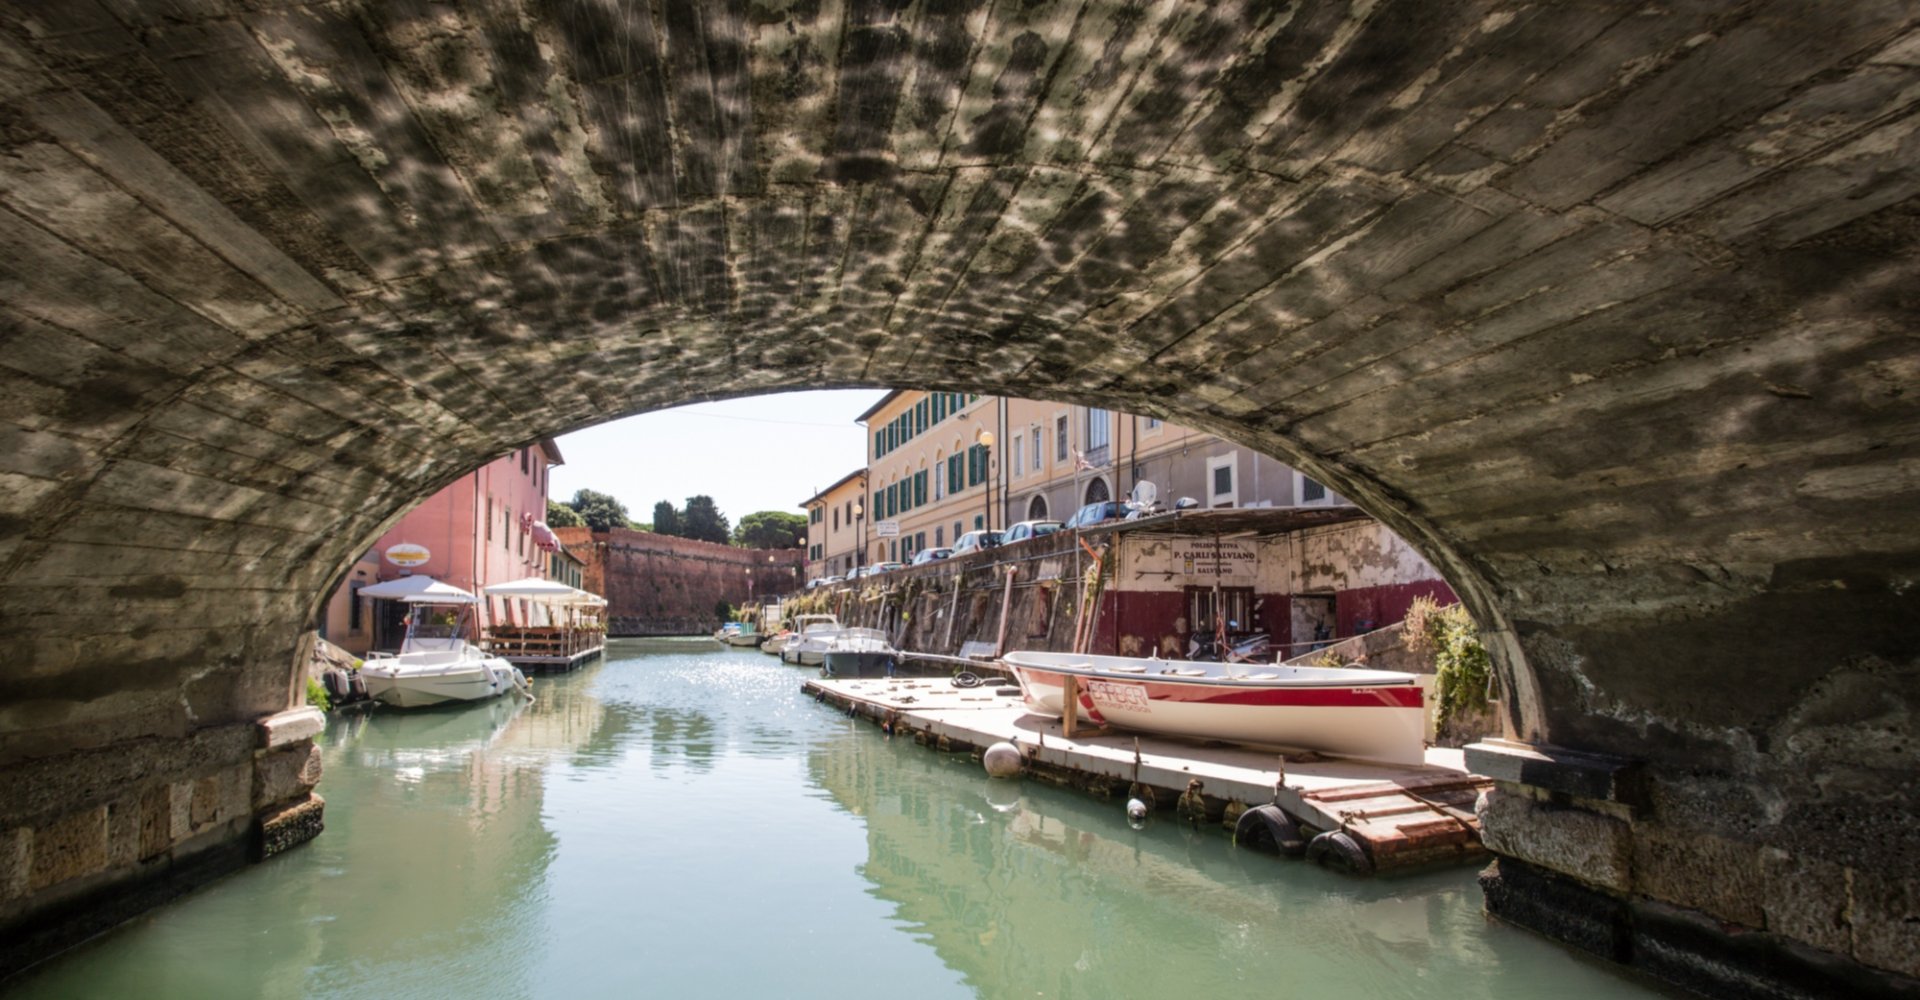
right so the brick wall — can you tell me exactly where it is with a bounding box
[553,527,803,636]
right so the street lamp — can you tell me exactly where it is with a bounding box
[976,427,995,537]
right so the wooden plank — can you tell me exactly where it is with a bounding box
[1059,674,1078,739]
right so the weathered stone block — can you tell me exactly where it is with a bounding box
[1478,785,1632,893]
[1852,869,1920,979]
[256,707,324,750]
[168,779,194,841]
[1463,739,1647,811]
[1632,824,1770,929]
[104,796,140,868]
[252,743,322,809]
[256,793,324,860]
[189,776,221,830]
[138,784,172,860]
[1761,848,1853,957]
[29,806,108,893]
[1480,857,1627,961]
[0,826,28,902]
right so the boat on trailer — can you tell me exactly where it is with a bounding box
[356,576,530,709]
[999,650,1427,765]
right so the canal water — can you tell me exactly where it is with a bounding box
[6,639,1677,999]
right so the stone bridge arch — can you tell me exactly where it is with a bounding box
[0,0,1915,992]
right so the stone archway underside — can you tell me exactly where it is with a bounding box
[0,0,1915,986]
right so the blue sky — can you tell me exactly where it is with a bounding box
[547,389,888,526]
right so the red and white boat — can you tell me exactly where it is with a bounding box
[1000,651,1428,765]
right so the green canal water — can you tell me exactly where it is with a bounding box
[7,639,1677,999]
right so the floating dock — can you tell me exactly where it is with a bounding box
[804,674,1492,874]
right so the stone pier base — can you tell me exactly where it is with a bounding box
[1468,740,1920,1000]
[0,708,328,979]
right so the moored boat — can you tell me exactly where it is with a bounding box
[820,628,899,678]
[779,614,846,666]
[999,651,1426,765]
[714,622,761,646]
[355,576,530,709]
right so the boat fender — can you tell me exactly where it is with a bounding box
[951,671,983,689]
[1221,799,1249,832]
[1233,804,1308,857]
[1126,782,1156,813]
[1305,829,1374,874]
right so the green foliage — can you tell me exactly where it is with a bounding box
[568,489,632,533]
[1403,596,1492,728]
[652,501,682,537]
[545,499,585,528]
[733,510,806,549]
[714,599,736,624]
[306,676,332,712]
[681,495,730,544]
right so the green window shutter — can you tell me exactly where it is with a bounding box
[915,471,927,507]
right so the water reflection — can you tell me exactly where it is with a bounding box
[4,642,1666,1000]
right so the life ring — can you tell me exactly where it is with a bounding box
[951,671,983,689]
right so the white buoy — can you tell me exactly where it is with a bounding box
[982,741,1023,778]
[1127,798,1150,829]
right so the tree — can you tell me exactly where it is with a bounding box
[681,495,731,544]
[546,499,584,528]
[733,510,806,549]
[569,489,631,533]
[652,501,682,537]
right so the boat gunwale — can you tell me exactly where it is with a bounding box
[1001,651,1419,690]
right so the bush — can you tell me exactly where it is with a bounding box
[1403,596,1491,729]
[306,675,332,713]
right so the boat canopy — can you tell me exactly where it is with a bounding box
[358,575,481,604]
[482,577,601,604]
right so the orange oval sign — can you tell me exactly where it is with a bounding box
[384,542,431,567]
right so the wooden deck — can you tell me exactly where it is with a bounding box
[483,626,606,673]
[803,674,1491,874]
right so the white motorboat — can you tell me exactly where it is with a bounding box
[779,614,846,666]
[1000,650,1427,765]
[356,576,530,709]
[714,622,761,646]
[820,628,899,678]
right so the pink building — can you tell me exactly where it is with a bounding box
[320,440,565,653]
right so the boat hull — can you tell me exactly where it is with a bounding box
[821,649,899,678]
[361,656,524,708]
[1002,652,1427,766]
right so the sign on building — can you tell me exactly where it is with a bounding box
[384,542,431,567]
[875,520,901,538]
[1170,538,1257,584]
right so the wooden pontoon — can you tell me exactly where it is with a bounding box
[479,577,608,672]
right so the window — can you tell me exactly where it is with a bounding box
[935,526,944,546]
[933,395,945,422]
[1084,477,1110,504]
[1086,408,1111,452]
[348,580,364,632]
[504,505,511,547]
[487,497,494,540]
[831,507,838,530]
[1010,434,1023,478]
[1187,586,1256,634]
[949,453,964,494]
[1056,414,1069,462]
[1208,454,1238,508]
[1298,472,1331,506]
[916,400,927,434]
[1032,427,1042,471]
[934,454,945,499]
[1141,415,1161,432]
[1027,495,1048,520]
[520,448,528,474]
[915,531,925,551]
[874,431,884,458]
[914,470,927,507]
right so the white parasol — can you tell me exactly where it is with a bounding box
[357,575,481,604]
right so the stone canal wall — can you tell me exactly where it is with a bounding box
[0,706,325,979]
[785,515,1455,665]
[554,527,801,636]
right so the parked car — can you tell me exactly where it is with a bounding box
[807,575,842,589]
[910,547,953,566]
[950,530,1002,556]
[862,561,906,577]
[1064,501,1131,530]
[1001,520,1063,543]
